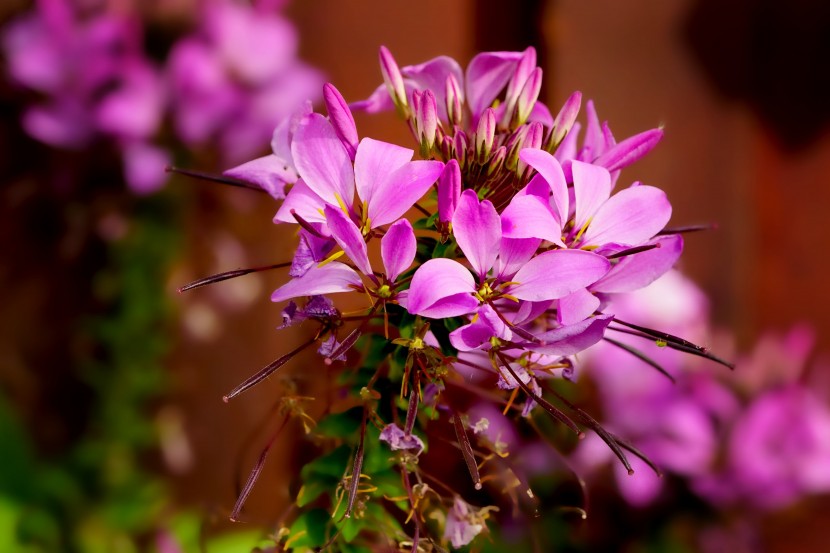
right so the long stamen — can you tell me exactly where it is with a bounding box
[657,223,717,235]
[606,243,660,260]
[343,407,368,519]
[166,166,267,193]
[542,384,635,475]
[607,324,735,369]
[603,337,676,383]
[451,407,483,490]
[494,352,582,436]
[223,336,318,402]
[290,209,326,238]
[178,262,291,293]
[230,415,289,522]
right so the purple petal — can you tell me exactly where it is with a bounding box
[290,112,355,208]
[271,100,312,170]
[274,179,326,224]
[580,185,672,247]
[518,148,569,227]
[368,160,444,227]
[450,305,512,352]
[381,219,416,282]
[531,315,614,356]
[406,258,477,318]
[581,100,605,160]
[557,288,601,325]
[592,235,684,293]
[379,424,424,454]
[402,55,464,122]
[349,83,394,113]
[509,249,610,301]
[271,262,362,303]
[501,195,564,246]
[594,128,664,173]
[465,50,523,121]
[437,159,461,223]
[323,83,359,160]
[496,237,541,279]
[527,101,554,127]
[224,154,297,200]
[353,137,413,207]
[289,230,335,277]
[571,160,612,233]
[452,190,501,280]
[324,205,372,276]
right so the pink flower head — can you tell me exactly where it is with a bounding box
[167,0,323,164]
[2,0,168,192]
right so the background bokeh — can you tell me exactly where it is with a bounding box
[2,0,829,551]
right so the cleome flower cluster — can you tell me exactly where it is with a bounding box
[184,46,728,551]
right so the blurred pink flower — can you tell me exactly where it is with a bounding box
[2,0,168,193]
[167,0,324,164]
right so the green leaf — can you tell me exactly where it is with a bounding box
[315,408,364,439]
[286,509,332,550]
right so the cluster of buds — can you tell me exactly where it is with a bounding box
[180,46,728,551]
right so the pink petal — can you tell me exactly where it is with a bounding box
[557,288,601,325]
[354,138,413,207]
[368,160,444,227]
[594,128,664,173]
[592,235,683,293]
[449,305,512,352]
[581,100,605,160]
[290,113,355,208]
[518,148,569,227]
[381,219,416,282]
[224,154,296,200]
[324,205,372,276]
[496,237,541,279]
[349,83,394,113]
[406,258,477,318]
[465,51,523,121]
[571,160,612,233]
[509,249,610,301]
[323,83,359,159]
[274,180,327,224]
[531,315,613,356]
[452,190,501,280]
[402,55,463,122]
[271,262,362,303]
[501,195,564,246]
[580,185,672,247]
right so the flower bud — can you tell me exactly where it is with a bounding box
[547,91,582,153]
[438,159,461,223]
[453,129,469,169]
[323,83,358,160]
[505,124,529,171]
[445,73,464,127]
[514,67,542,127]
[501,46,536,128]
[486,146,507,176]
[517,122,544,177]
[516,121,545,181]
[475,107,496,163]
[416,89,438,156]
[379,45,408,116]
